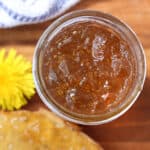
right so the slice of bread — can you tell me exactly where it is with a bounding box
[0,109,102,150]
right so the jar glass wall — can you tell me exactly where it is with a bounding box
[33,10,146,125]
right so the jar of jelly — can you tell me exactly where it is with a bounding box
[33,10,146,125]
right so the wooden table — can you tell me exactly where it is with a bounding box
[0,0,150,149]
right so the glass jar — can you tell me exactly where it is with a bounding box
[33,10,146,125]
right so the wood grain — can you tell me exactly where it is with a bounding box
[0,0,150,149]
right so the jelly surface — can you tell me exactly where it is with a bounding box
[42,21,136,115]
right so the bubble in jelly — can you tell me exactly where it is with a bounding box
[48,69,57,84]
[66,88,76,107]
[92,35,106,61]
[58,60,70,77]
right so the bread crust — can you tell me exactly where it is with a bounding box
[0,109,102,150]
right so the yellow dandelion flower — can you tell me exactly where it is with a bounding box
[0,48,35,110]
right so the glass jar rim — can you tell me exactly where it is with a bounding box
[33,10,146,125]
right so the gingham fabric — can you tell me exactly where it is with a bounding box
[0,0,79,28]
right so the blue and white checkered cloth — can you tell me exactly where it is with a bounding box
[0,0,79,28]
